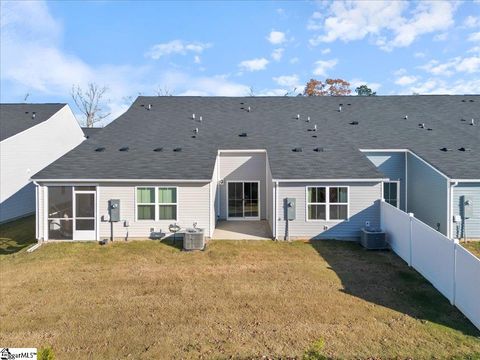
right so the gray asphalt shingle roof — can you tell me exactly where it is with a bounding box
[33,95,480,180]
[0,103,65,141]
[81,127,103,139]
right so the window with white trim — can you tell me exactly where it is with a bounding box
[383,181,399,208]
[136,187,177,221]
[307,187,326,220]
[307,186,349,221]
[329,187,348,220]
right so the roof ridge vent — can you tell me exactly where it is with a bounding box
[292,147,303,152]
[419,123,425,129]
[440,147,452,152]
[459,147,471,152]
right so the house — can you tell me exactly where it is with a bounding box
[0,104,85,223]
[31,96,480,241]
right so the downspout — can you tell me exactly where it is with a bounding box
[450,181,458,239]
[274,181,279,240]
[33,180,39,240]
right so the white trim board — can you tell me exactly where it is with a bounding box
[273,178,388,182]
[34,178,210,183]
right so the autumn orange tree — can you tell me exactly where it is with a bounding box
[303,78,351,96]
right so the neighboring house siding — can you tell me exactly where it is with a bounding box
[0,183,35,222]
[97,182,211,239]
[406,153,449,235]
[452,182,480,238]
[218,152,267,219]
[276,182,381,240]
[364,151,406,211]
[0,105,84,223]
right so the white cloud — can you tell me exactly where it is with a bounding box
[420,56,480,76]
[395,75,418,86]
[146,40,212,59]
[194,55,201,64]
[271,48,284,61]
[414,52,426,58]
[238,58,269,72]
[267,30,286,45]
[405,78,480,95]
[273,74,300,88]
[321,48,331,54]
[464,16,480,28]
[313,59,338,77]
[290,57,299,64]
[350,78,382,91]
[308,1,457,51]
[468,31,480,42]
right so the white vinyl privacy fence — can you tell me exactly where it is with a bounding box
[380,200,480,330]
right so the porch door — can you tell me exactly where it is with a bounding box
[227,182,259,220]
[73,190,96,240]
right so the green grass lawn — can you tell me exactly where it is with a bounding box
[0,215,36,255]
[462,241,480,258]
[0,218,479,359]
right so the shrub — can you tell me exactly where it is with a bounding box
[303,338,327,360]
[38,346,55,360]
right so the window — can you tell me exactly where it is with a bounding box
[384,182,399,208]
[307,187,326,220]
[329,187,348,220]
[158,187,177,220]
[307,186,349,221]
[136,187,177,221]
[137,187,155,220]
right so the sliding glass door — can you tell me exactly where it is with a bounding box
[227,181,259,220]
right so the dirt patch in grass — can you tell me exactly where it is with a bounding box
[0,240,479,359]
[462,241,480,258]
[0,215,36,255]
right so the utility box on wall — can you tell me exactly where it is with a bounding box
[284,198,296,221]
[463,198,474,219]
[108,199,120,222]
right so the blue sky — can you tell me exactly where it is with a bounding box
[1,0,479,125]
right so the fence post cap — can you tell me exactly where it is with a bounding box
[408,212,415,217]
[453,238,459,244]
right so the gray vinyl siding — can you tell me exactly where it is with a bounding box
[364,151,406,211]
[0,183,35,223]
[218,152,266,219]
[0,105,84,222]
[98,182,211,239]
[452,182,480,238]
[407,153,449,235]
[276,182,382,240]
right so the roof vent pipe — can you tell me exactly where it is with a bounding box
[199,116,203,122]
[313,124,317,131]
[471,119,475,126]
[248,106,251,112]
[297,114,300,120]
[192,113,195,120]
[147,104,152,110]
[307,116,310,122]
[419,123,425,129]
[338,105,342,112]
[194,128,198,133]
[32,112,36,119]
[404,115,408,120]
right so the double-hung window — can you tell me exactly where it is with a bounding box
[307,187,327,220]
[307,186,349,221]
[137,187,177,220]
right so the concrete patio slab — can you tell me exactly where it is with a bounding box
[212,220,272,240]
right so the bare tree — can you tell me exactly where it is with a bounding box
[71,83,110,127]
[248,86,256,97]
[154,86,174,96]
[23,93,30,102]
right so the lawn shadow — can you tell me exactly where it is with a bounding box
[309,240,480,337]
[159,234,184,250]
[0,215,36,255]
